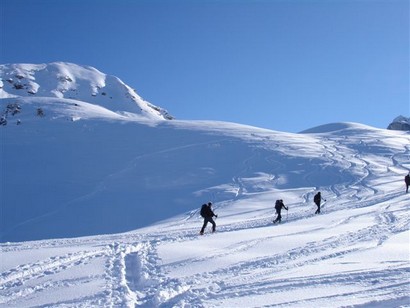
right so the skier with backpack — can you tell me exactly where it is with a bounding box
[405,173,410,193]
[314,192,326,214]
[273,199,288,223]
[199,202,218,235]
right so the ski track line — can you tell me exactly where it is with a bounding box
[208,267,409,307]
[275,206,406,273]
[162,213,364,276]
[232,148,261,198]
[142,187,407,252]
[322,135,406,202]
[0,138,231,240]
[0,248,107,305]
[164,197,409,301]
[0,249,106,289]
[276,270,410,308]
[0,274,102,307]
[172,213,409,307]
[196,242,408,307]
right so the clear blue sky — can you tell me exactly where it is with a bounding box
[1,0,409,132]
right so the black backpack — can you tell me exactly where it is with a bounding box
[200,204,207,218]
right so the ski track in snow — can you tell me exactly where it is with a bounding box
[152,200,409,307]
[1,193,409,307]
[0,247,108,306]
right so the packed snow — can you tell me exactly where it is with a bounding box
[0,63,409,307]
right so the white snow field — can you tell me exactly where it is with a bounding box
[0,63,409,307]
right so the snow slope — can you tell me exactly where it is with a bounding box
[1,63,409,307]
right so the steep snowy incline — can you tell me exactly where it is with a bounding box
[1,95,410,243]
[0,168,408,307]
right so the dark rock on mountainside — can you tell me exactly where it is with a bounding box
[387,116,410,131]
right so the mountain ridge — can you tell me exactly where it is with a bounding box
[387,115,410,131]
[0,62,173,121]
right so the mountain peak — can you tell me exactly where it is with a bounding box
[0,62,173,121]
[387,115,410,131]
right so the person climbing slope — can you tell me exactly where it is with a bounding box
[314,192,326,214]
[405,172,410,193]
[199,202,217,235]
[273,199,288,223]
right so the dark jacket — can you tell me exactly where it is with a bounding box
[275,200,287,213]
[314,193,322,205]
[405,175,410,185]
[202,205,216,218]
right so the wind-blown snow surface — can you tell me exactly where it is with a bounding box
[1,64,410,307]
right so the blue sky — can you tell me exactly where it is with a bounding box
[1,0,409,132]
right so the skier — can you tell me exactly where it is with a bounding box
[405,173,410,193]
[314,192,326,214]
[199,202,217,235]
[273,199,288,223]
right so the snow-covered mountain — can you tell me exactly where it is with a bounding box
[0,62,173,121]
[1,63,409,307]
[387,115,410,131]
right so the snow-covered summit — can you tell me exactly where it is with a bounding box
[299,122,375,134]
[0,62,173,120]
[387,115,410,131]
